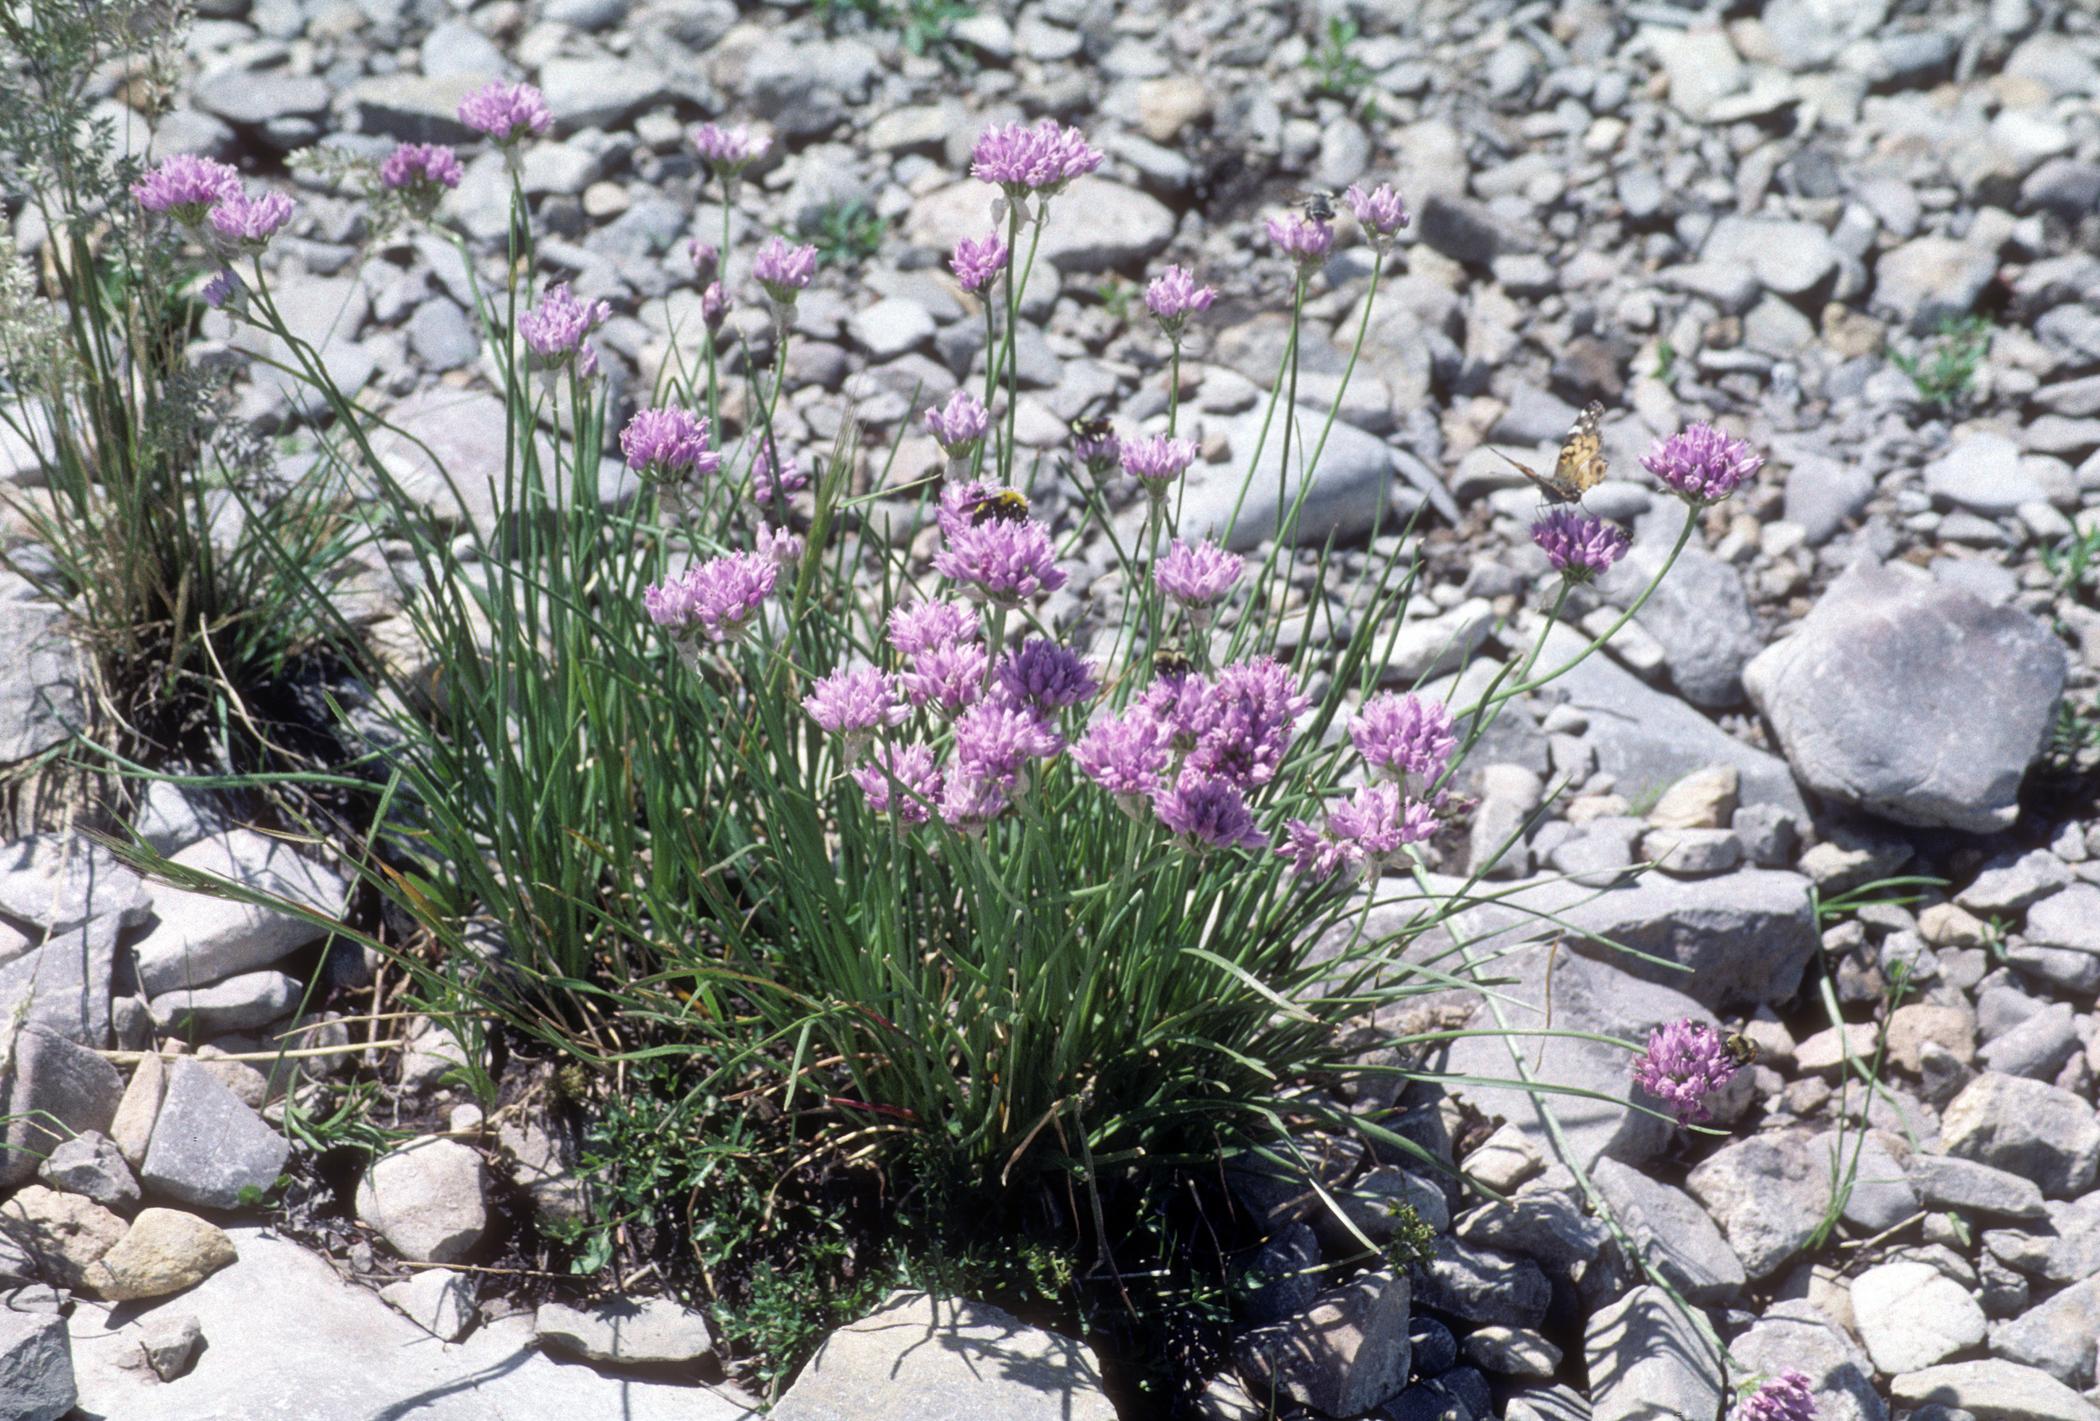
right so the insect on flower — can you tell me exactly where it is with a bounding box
[1491,400,1608,505]
[1288,187,1339,223]
[968,489,1031,526]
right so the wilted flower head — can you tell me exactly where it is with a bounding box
[750,443,808,506]
[1631,1018,1739,1125]
[701,281,731,332]
[519,282,610,373]
[1641,424,1765,507]
[953,702,1063,789]
[1154,774,1266,852]
[206,188,294,253]
[933,516,1067,607]
[924,389,992,459]
[852,743,943,825]
[994,639,1099,715]
[899,640,989,715]
[970,118,1104,200]
[1266,212,1335,270]
[1351,693,1457,786]
[691,122,770,177]
[1145,264,1215,341]
[1345,183,1410,248]
[1532,507,1631,586]
[804,665,909,744]
[458,81,552,145]
[887,600,979,658]
[1739,1371,1817,1421]
[1186,657,1310,788]
[1073,710,1170,811]
[688,240,720,283]
[754,235,817,306]
[379,143,462,216]
[132,154,241,225]
[200,268,241,311]
[642,551,777,646]
[755,521,804,566]
[621,408,718,485]
[1120,434,1199,495]
[950,231,1009,294]
[1155,538,1244,621]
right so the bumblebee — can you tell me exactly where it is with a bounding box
[1152,638,1194,677]
[1723,1032,1761,1068]
[1070,413,1115,444]
[1288,188,1339,223]
[968,489,1031,525]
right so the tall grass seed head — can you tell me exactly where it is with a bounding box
[1631,1018,1740,1125]
[969,118,1104,201]
[1119,433,1199,495]
[131,154,240,226]
[1641,423,1765,507]
[1266,211,1336,270]
[1144,264,1216,341]
[950,231,1009,294]
[1532,507,1631,585]
[852,742,944,824]
[1344,182,1410,248]
[1351,692,1458,786]
[206,187,294,254]
[620,408,718,485]
[923,389,992,459]
[379,143,463,217]
[754,235,817,306]
[458,81,553,145]
[1153,773,1266,852]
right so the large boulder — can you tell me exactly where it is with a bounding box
[130,828,350,996]
[1176,407,1398,551]
[139,1059,290,1210]
[1744,561,2064,833]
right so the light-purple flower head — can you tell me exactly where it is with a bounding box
[641,551,777,646]
[1739,1371,1818,1421]
[994,639,1099,715]
[206,188,293,253]
[1266,212,1335,270]
[950,231,1009,294]
[924,389,992,459]
[131,154,240,224]
[1344,183,1410,248]
[755,521,804,566]
[1155,538,1244,621]
[688,241,720,284]
[1532,507,1631,586]
[1641,424,1765,507]
[953,702,1063,789]
[701,281,731,332]
[1327,782,1437,868]
[1153,774,1266,853]
[803,665,910,743]
[1186,657,1310,789]
[887,600,979,658]
[380,143,462,216]
[970,118,1104,200]
[754,235,818,306]
[750,444,808,506]
[1631,1018,1740,1126]
[691,122,770,176]
[1280,818,1364,881]
[621,409,719,485]
[933,517,1067,607]
[1072,422,1121,476]
[940,773,1012,834]
[1073,710,1170,812]
[1144,264,1215,341]
[457,81,551,145]
[853,743,943,825]
[899,640,989,715]
[200,268,241,311]
[519,283,610,371]
[1350,692,1458,786]
[1120,434,1199,494]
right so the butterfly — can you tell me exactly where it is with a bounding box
[1490,401,1608,505]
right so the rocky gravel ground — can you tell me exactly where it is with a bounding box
[7,0,2100,1418]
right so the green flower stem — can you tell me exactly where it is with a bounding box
[1166,340,1183,438]
[1286,251,1384,545]
[1276,269,1307,533]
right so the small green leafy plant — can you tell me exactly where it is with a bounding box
[2041,523,2100,603]
[1306,17,1379,117]
[1096,275,1138,325]
[803,200,885,267]
[813,0,974,58]
[1891,314,1991,412]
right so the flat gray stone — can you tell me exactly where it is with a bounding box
[339,73,493,144]
[1909,1154,2048,1221]
[1996,1274,2100,1388]
[0,836,149,935]
[1889,1360,2100,1421]
[1585,1285,1723,1421]
[1874,236,1999,332]
[139,1059,289,1210]
[0,1307,74,1421]
[1234,1269,1410,1417]
[1926,434,2052,516]
[1744,562,2064,834]
[37,1131,139,1213]
[0,599,81,766]
[1942,1073,2100,1198]
[0,917,120,1047]
[382,1268,477,1343]
[1176,407,1396,552]
[0,1025,125,1189]
[1701,216,1841,299]
[1598,539,1763,708]
[355,1137,487,1264]
[1591,1158,1745,1304]
[1685,1131,1833,1280]
[1414,1238,1551,1328]
[535,1297,715,1367]
[366,386,628,541]
[131,828,350,996]
[771,1291,1115,1421]
[1853,1258,1987,1373]
[1730,1300,1885,1421]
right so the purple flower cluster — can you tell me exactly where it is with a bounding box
[379,143,462,216]
[642,551,778,646]
[1351,693,1458,787]
[1631,1018,1740,1125]
[205,188,294,253]
[1183,659,1313,788]
[754,235,817,306]
[1120,434,1199,495]
[950,232,1008,294]
[519,283,610,376]
[899,640,989,715]
[888,600,979,657]
[970,119,1104,199]
[1155,774,1267,852]
[457,81,551,146]
[621,409,719,486]
[750,444,807,505]
[200,268,241,311]
[803,666,909,748]
[1266,212,1335,270]
[1641,424,1765,507]
[993,639,1098,716]
[933,506,1067,607]
[691,122,769,176]
[755,521,804,566]
[1144,265,1215,341]
[1072,422,1120,475]
[1072,712,1170,812]
[1532,507,1631,585]
[688,241,719,282]
[1345,183,1410,247]
[852,743,943,824]
[1282,783,1437,880]
[953,702,1063,786]
[1739,1372,1817,1421]
[701,281,731,332]
[924,389,991,459]
[1155,539,1243,623]
[131,155,240,225]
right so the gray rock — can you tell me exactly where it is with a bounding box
[1414,1238,1551,1328]
[849,298,935,360]
[1177,407,1394,551]
[1560,868,1819,1008]
[1784,456,1876,545]
[139,1310,201,1381]
[1235,1270,1410,1417]
[0,598,78,763]
[193,70,329,128]
[366,386,626,541]
[340,74,492,144]
[2017,887,2100,993]
[744,38,876,138]
[1840,1131,1922,1233]
[1731,1301,1885,1421]
[1743,562,2065,834]
[1653,26,1745,120]
[140,1059,288,1210]
[1909,1154,2048,1221]
[1996,1274,2100,1388]
[1591,1157,1746,1304]
[1874,237,1999,332]
[1702,217,1841,300]
[381,1268,476,1343]
[0,918,120,1047]
[225,271,374,403]
[1034,177,1175,273]
[1585,1285,1722,1421]
[1597,539,1762,708]
[0,836,149,935]
[1942,1074,2100,1198]
[406,299,479,370]
[1685,1132,1833,1280]
[1644,827,1745,877]
[131,829,351,996]
[535,58,670,132]
[0,1308,74,1421]
[1853,1258,1987,1373]
[0,1026,125,1189]
[37,1131,139,1213]
[1981,1002,2079,1080]
[0,1183,125,1289]
[1963,852,2073,915]
[495,1103,589,1225]
[1417,192,1533,265]
[772,1291,1116,1421]
[1888,1360,2100,1421]
[1763,0,1890,66]
[1926,435,2054,516]
[355,1138,487,1264]
[1463,1326,1559,1378]
[66,1228,750,1421]
[535,1297,714,1367]
[148,970,299,1036]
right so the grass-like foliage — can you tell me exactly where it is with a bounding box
[1891,313,1991,412]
